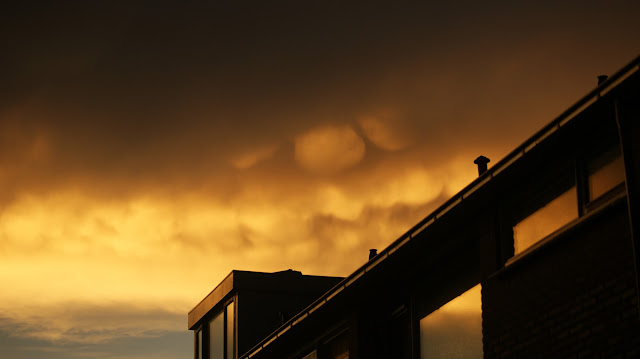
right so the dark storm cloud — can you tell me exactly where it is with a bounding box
[2,0,638,200]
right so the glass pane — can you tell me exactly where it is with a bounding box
[513,187,577,255]
[589,154,624,201]
[390,309,411,359]
[226,302,234,359]
[420,284,482,359]
[319,330,349,359]
[327,336,349,359]
[209,312,224,359]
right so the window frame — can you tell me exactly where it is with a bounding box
[580,146,626,213]
[196,298,235,359]
[505,142,627,265]
[195,327,203,359]
[505,161,578,260]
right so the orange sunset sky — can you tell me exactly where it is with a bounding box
[1,1,639,358]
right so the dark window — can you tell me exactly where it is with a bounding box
[318,330,349,359]
[390,306,412,359]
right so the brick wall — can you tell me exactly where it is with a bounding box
[482,202,640,358]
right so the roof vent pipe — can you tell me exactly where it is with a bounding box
[474,155,490,176]
[369,249,378,260]
[597,75,608,86]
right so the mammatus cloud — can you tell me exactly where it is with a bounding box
[294,125,366,174]
[357,113,413,151]
[0,157,478,330]
[229,145,279,169]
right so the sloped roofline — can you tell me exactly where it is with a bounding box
[241,55,640,359]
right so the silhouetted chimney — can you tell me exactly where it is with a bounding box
[474,155,490,176]
[369,249,377,260]
[597,75,608,86]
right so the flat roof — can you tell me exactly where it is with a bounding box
[188,269,344,329]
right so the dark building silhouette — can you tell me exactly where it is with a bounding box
[188,270,343,359]
[189,56,640,359]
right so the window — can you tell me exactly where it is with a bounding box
[209,312,224,359]
[420,284,482,359]
[586,147,625,206]
[198,301,235,359]
[510,144,625,259]
[226,302,235,359]
[513,186,578,255]
[317,330,349,359]
[390,306,411,359]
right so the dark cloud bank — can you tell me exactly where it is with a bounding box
[1,0,638,201]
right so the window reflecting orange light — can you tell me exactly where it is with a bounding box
[420,284,482,359]
[513,187,578,255]
[209,311,224,359]
[588,155,624,201]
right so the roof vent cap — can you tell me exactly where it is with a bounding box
[597,75,608,86]
[369,249,378,260]
[474,155,490,176]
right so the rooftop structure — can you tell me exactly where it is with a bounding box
[188,269,343,358]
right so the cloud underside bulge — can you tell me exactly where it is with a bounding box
[0,139,475,344]
[294,125,366,174]
[3,0,638,198]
